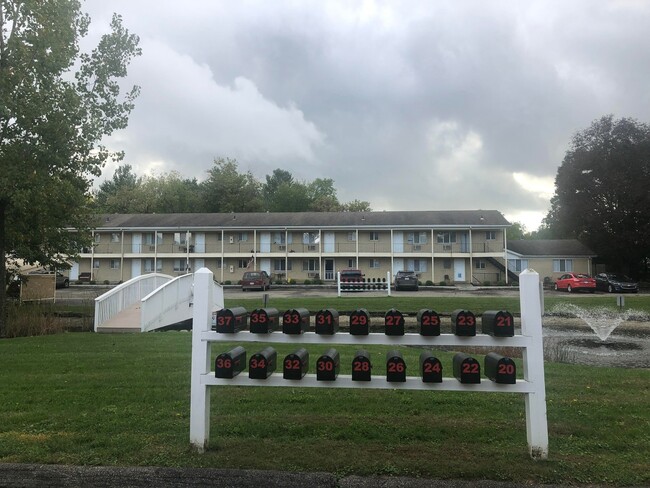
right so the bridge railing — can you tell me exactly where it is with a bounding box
[94,273,173,332]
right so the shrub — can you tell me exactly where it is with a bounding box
[103,280,110,285]
[288,279,296,285]
[303,279,312,285]
[425,280,434,286]
[497,280,506,286]
[439,281,447,286]
[89,280,96,285]
[224,280,232,285]
[312,278,323,285]
[483,281,491,286]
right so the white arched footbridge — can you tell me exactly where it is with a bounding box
[94,270,224,333]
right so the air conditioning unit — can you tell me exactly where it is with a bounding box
[307,245,317,251]
[229,236,234,244]
[443,244,452,251]
[278,245,286,251]
[308,272,319,278]
[148,245,156,251]
[413,244,422,251]
[229,265,234,273]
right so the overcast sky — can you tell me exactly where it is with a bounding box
[83,0,650,231]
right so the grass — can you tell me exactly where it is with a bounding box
[1,331,649,485]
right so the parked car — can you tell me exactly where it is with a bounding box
[595,273,639,293]
[339,269,364,283]
[394,270,419,291]
[241,271,270,291]
[554,273,596,293]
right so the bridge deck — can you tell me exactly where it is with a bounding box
[96,302,141,333]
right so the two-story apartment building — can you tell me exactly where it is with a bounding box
[69,210,514,285]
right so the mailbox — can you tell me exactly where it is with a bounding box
[384,309,405,336]
[417,309,441,336]
[282,308,310,334]
[215,346,246,378]
[349,308,370,335]
[453,353,481,384]
[316,348,340,381]
[283,348,309,380]
[482,310,515,337]
[386,350,406,382]
[213,307,247,333]
[419,351,443,383]
[249,308,279,333]
[315,308,340,335]
[484,352,516,384]
[451,309,477,336]
[249,347,277,379]
[352,349,372,381]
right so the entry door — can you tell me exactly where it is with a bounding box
[324,232,335,253]
[131,259,142,278]
[260,232,271,253]
[193,259,205,272]
[194,233,205,253]
[325,259,335,280]
[69,262,79,281]
[454,259,465,282]
[260,258,271,275]
[393,232,403,253]
[392,258,404,276]
[132,233,142,253]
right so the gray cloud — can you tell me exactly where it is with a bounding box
[84,0,650,230]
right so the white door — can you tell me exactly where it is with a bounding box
[131,259,142,278]
[393,232,403,253]
[69,262,79,281]
[459,232,469,253]
[260,232,271,253]
[260,258,271,275]
[392,258,404,277]
[132,233,142,253]
[194,233,205,253]
[324,232,335,253]
[454,259,465,282]
[193,259,205,272]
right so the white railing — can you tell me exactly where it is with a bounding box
[141,271,225,332]
[93,273,173,331]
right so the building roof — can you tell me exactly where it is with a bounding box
[507,239,595,257]
[92,210,511,230]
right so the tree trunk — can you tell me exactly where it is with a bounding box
[0,199,7,337]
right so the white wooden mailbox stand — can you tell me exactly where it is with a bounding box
[190,268,549,459]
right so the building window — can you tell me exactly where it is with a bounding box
[216,258,222,269]
[302,232,318,244]
[553,259,573,272]
[238,259,249,269]
[508,259,528,272]
[94,233,101,243]
[111,233,120,243]
[408,232,427,244]
[238,232,248,242]
[303,259,319,271]
[486,231,496,240]
[442,259,452,269]
[173,259,187,272]
[475,259,486,269]
[144,233,155,245]
[174,232,187,245]
[347,259,354,268]
[369,259,380,268]
[369,232,379,241]
[110,259,120,270]
[144,259,162,273]
[348,232,356,242]
[407,259,427,272]
[93,260,100,269]
[274,259,292,271]
[437,232,456,244]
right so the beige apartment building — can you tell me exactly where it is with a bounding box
[69,210,520,285]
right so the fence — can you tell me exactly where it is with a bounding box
[337,271,391,296]
[189,268,548,459]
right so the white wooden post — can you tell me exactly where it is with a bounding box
[386,271,391,296]
[519,269,549,459]
[337,271,341,297]
[190,268,213,452]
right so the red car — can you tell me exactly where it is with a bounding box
[554,273,596,293]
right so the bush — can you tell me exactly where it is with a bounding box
[224,280,232,285]
[439,281,447,286]
[89,280,96,285]
[103,280,110,285]
[425,280,434,286]
[497,280,506,286]
[312,278,323,285]
[303,279,312,285]
[288,279,296,285]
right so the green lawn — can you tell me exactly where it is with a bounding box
[1,332,648,485]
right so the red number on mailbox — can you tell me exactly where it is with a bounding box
[498,363,515,375]
[424,362,441,373]
[351,314,367,326]
[422,315,440,326]
[388,361,405,373]
[317,360,333,371]
[353,361,370,372]
[462,362,479,374]
[216,358,231,369]
[496,315,512,327]
[250,358,266,369]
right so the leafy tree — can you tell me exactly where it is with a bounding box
[94,164,141,212]
[342,199,372,212]
[199,158,263,212]
[544,115,650,277]
[307,178,342,212]
[0,1,141,334]
[267,181,312,212]
[262,168,294,202]
[506,221,527,241]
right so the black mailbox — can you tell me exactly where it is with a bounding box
[453,353,481,384]
[482,310,515,337]
[315,309,339,335]
[283,348,309,380]
[451,309,477,336]
[249,308,279,333]
[214,307,247,333]
[484,352,516,384]
[215,346,246,378]
[349,308,370,335]
[419,351,443,383]
[316,348,340,381]
[352,349,372,381]
[249,347,277,379]
[386,350,406,382]
[417,309,441,336]
[282,308,310,334]
[384,309,405,336]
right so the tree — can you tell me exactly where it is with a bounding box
[506,221,527,241]
[199,158,263,212]
[0,1,141,334]
[341,199,372,212]
[544,115,650,277]
[307,178,342,212]
[94,164,141,212]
